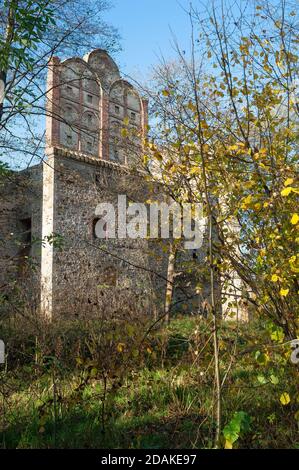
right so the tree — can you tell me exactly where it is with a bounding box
[0,0,120,168]
[145,0,298,335]
[142,0,299,446]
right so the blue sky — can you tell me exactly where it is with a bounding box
[105,0,192,80]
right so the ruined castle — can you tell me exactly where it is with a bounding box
[0,50,245,321]
[0,50,170,320]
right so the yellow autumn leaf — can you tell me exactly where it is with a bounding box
[117,343,125,353]
[187,101,196,112]
[244,180,255,189]
[280,393,290,405]
[291,213,299,225]
[281,187,293,196]
[289,256,299,273]
[284,178,294,187]
[279,288,289,297]
[281,187,299,196]
[190,167,201,175]
[228,144,239,152]
[241,195,253,209]
[224,439,233,449]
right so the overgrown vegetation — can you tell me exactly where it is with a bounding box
[0,314,298,449]
[139,0,299,445]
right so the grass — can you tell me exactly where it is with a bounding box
[0,315,298,449]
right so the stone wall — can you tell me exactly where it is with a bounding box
[41,148,167,319]
[0,48,164,320]
[0,166,43,314]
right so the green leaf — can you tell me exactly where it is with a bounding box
[270,374,279,385]
[257,374,267,384]
[223,411,251,446]
[255,350,269,365]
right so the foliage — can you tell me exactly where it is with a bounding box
[0,315,298,449]
[140,1,299,445]
[145,0,299,336]
[0,0,56,73]
[223,411,251,449]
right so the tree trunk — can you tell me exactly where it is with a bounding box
[0,1,17,124]
[208,212,221,448]
[164,242,177,324]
